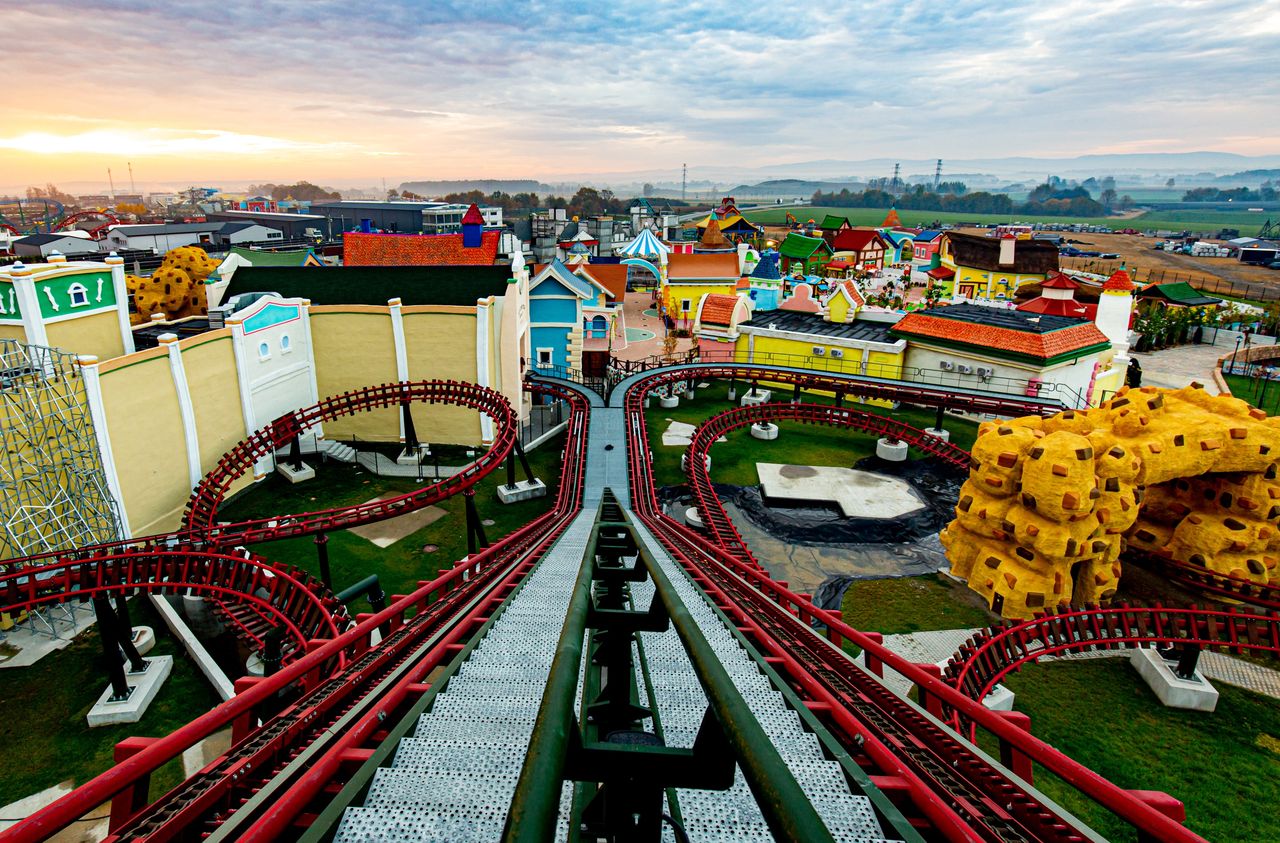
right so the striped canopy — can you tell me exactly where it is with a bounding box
[616,227,672,258]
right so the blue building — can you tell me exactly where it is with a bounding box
[527,260,627,373]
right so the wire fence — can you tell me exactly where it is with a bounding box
[1061,257,1280,303]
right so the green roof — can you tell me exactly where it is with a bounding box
[1137,281,1221,307]
[230,246,318,267]
[224,266,511,307]
[818,214,850,231]
[778,232,832,260]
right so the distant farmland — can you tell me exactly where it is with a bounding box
[742,205,1273,235]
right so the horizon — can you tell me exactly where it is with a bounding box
[4,1,1279,193]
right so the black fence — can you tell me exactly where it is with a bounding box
[1062,258,1280,303]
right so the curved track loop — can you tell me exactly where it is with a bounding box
[942,603,1280,727]
[6,381,591,843]
[683,401,970,560]
[184,379,518,543]
[0,380,519,665]
[622,369,1204,843]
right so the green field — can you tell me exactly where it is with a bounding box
[979,658,1280,842]
[840,574,996,637]
[743,205,1269,234]
[1223,372,1280,415]
[644,380,978,488]
[0,598,222,808]
[217,436,564,599]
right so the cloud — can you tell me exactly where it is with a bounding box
[0,129,358,157]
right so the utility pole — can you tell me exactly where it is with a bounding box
[107,167,116,200]
[891,162,901,193]
[681,163,687,202]
[128,161,136,195]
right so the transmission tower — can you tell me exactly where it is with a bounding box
[0,340,123,560]
[1259,218,1278,240]
[891,163,901,193]
[681,163,687,202]
[934,159,942,191]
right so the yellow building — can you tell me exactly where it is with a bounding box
[662,252,742,329]
[0,252,135,360]
[935,232,1059,301]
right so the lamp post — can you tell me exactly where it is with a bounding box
[1233,335,1243,376]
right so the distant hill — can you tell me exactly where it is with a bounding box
[726,178,867,198]
[399,179,552,197]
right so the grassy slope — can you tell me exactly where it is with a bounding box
[644,381,978,488]
[1223,372,1280,415]
[840,574,996,637]
[743,205,1265,233]
[217,435,564,599]
[982,658,1280,843]
[0,598,222,807]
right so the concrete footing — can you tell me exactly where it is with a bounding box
[1130,648,1219,712]
[396,445,430,466]
[497,478,548,504]
[741,389,771,407]
[659,395,679,408]
[277,461,315,483]
[681,452,711,473]
[924,427,951,442]
[982,684,1015,711]
[131,626,155,656]
[685,508,705,529]
[876,438,909,462]
[750,422,779,441]
[87,655,173,727]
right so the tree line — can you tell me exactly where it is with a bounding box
[1182,184,1278,202]
[812,181,1117,217]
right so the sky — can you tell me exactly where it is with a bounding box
[2,0,1279,192]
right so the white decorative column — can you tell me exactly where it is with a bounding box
[299,299,322,436]
[226,316,268,480]
[9,264,48,348]
[475,298,494,445]
[76,354,132,538]
[389,297,409,443]
[105,252,136,355]
[160,333,203,489]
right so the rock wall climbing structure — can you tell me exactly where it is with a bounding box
[941,385,1280,618]
[126,246,219,323]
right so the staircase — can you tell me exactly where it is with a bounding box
[319,438,358,463]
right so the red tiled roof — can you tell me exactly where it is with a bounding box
[343,231,500,266]
[926,266,955,280]
[574,264,628,301]
[834,279,865,308]
[1102,268,1136,292]
[461,203,484,225]
[700,293,739,326]
[832,229,887,252]
[1016,297,1097,319]
[892,312,1110,360]
[666,252,740,281]
[1041,271,1079,289]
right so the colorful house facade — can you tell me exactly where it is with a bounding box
[778,232,833,276]
[0,253,135,361]
[693,293,752,361]
[528,260,628,373]
[661,252,741,329]
[936,232,1058,301]
[830,229,889,271]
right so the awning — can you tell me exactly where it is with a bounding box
[926,266,955,280]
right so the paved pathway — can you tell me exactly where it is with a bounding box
[1132,329,1275,397]
[862,625,1280,702]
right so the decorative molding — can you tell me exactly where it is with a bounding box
[76,355,131,538]
[161,334,203,489]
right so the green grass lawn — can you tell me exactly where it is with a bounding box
[840,574,996,637]
[217,435,564,600]
[645,381,978,489]
[979,658,1280,843]
[742,205,1265,234]
[1223,372,1280,416]
[0,598,222,808]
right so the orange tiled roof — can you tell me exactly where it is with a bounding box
[832,279,865,307]
[700,293,739,326]
[892,312,1110,360]
[574,264,628,301]
[666,252,740,281]
[343,231,500,266]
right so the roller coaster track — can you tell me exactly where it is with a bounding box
[682,401,970,561]
[1130,549,1280,612]
[3,381,591,842]
[619,366,1203,843]
[941,604,1280,728]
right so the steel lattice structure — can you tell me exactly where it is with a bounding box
[0,340,122,561]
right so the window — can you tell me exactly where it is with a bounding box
[536,348,553,367]
[267,232,282,239]
[67,282,89,307]
[280,334,292,353]
[681,298,692,312]
[258,341,270,361]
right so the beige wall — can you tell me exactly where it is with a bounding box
[182,330,251,497]
[99,348,190,535]
[310,308,401,442]
[0,324,26,344]
[403,308,482,445]
[44,311,124,361]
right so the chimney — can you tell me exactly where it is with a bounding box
[999,235,1016,266]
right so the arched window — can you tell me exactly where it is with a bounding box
[591,315,608,338]
[258,341,270,361]
[280,334,292,353]
[67,282,89,307]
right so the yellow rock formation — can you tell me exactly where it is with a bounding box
[126,246,217,324]
[941,385,1280,618]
